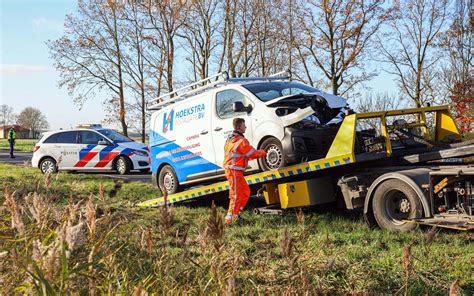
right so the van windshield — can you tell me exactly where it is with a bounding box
[97,129,133,143]
[242,82,321,102]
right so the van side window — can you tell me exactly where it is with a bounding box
[216,89,249,119]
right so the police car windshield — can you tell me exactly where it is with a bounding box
[97,129,133,143]
[242,82,320,102]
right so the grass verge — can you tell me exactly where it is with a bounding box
[0,163,473,294]
[0,139,37,152]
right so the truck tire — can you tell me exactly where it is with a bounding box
[372,179,423,232]
[158,165,180,195]
[258,137,286,171]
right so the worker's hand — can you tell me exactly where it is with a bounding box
[259,149,267,158]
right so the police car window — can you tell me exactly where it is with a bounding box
[55,131,78,144]
[216,89,248,119]
[79,131,103,145]
[97,129,132,143]
[44,134,59,143]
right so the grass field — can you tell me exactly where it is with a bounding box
[0,139,37,152]
[0,163,472,294]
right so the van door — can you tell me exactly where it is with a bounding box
[212,89,257,174]
[167,97,218,182]
[54,131,80,169]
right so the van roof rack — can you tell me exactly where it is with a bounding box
[147,70,292,110]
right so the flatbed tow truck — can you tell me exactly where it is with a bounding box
[138,105,474,231]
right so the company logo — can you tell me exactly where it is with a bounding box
[163,109,174,133]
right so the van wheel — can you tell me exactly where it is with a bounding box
[115,156,131,175]
[159,165,180,195]
[372,179,423,232]
[258,137,286,171]
[40,157,57,174]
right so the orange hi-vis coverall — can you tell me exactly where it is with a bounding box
[223,131,266,222]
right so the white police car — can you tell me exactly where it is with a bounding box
[32,125,150,175]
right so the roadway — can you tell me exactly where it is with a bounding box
[0,150,152,184]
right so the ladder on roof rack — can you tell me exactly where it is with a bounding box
[147,72,229,110]
[146,70,292,110]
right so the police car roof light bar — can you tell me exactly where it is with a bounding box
[147,72,229,110]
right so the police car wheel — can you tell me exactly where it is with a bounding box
[259,138,286,171]
[115,156,131,175]
[40,157,57,174]
[159,165,180,195]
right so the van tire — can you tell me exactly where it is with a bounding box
[372,179,423,232]
[115,156,131,175]
[159,165,180,195]
[258,137,286,171]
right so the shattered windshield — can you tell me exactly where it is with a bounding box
[242,82,321,102]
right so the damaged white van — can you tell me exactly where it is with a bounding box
[148,72,350,194]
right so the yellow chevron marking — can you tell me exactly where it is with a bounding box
[137,153,353,208]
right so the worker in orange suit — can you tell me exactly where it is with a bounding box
[223,118,266,224]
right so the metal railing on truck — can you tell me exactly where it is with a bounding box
[137,106,471,208]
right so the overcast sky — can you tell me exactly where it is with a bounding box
[0,0,398,130]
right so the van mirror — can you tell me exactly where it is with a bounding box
[98,139,108,145]
[233,101,253,113]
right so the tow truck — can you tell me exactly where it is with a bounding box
[139,78,474,232]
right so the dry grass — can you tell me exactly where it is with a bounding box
[0,163,473,294]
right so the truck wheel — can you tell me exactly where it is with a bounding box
[372,179,423,232]
[159,165,180,195]
[258,137,286,171]
[115,156,131,175]
[40,157,57,174]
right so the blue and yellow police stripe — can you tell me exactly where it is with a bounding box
[137,154,354,208]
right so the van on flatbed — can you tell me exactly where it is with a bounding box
[148,72,350,194]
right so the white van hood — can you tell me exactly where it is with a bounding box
[279,106,316,127]
[265,92,347,127]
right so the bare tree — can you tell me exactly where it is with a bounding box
[378,0,449,107]
[439,0,473,99]
[181,0,220,81]
[296,0,388,96]
[121,1,156,142]
[0,104,15,127]
[16,107,49,137]
[143,0,188,93]
[48,0,129,135]
[218,0,259,77]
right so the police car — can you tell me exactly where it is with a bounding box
[32,124,150,175]
[148,72,349,194]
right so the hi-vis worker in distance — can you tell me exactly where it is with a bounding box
[8,127,16,158]
[223,118,266,224]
